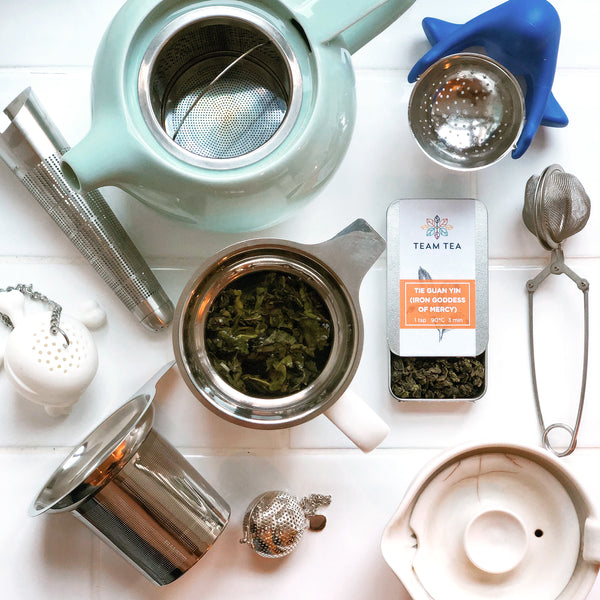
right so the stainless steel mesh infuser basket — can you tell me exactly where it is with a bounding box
[0,89,174,331]
[30,363,230,585]
[523,165,591,251]
[138,6,303,169]
[408,53,525,170]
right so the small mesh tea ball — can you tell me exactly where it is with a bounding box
[240,491,331,558]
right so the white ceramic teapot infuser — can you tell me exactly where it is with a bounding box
[0,286,104,416]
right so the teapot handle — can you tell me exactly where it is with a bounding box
[288,0,416,54]
[307,219,385,298]
[61,123,134,193]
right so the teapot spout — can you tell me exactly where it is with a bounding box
[61,125,123,193]
[289,0,416,54]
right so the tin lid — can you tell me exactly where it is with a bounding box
[29,362,174,515]
[381,442,599,600]
[387,199,488,357]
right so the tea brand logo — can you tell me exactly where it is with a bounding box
[414,215,460,250]
[421,215,453,240]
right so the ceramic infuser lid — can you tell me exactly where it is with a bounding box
[382,442,600,599]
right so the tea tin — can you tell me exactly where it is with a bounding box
[386,199,488,401]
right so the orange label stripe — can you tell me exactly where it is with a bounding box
[400,279,476,329]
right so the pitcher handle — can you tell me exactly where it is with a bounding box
[288,0,416,54]
[324,389,389,452]
[307,219,385,297]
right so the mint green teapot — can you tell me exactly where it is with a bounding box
[61,0,415,231]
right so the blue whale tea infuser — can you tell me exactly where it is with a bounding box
[408,0,567,168]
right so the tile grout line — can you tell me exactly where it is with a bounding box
[1,255,598,268]
[3,445,600,455]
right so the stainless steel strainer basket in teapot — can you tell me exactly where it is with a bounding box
[138,7,303,167]
[60,0,415,231]
[173,219,390,452]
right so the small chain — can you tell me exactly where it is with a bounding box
[0,284,68,346]
[300,494,332,518]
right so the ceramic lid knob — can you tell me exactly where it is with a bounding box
[464,509,528,574]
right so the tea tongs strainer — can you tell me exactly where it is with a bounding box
[522,164,590,457]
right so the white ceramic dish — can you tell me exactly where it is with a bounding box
[382,442,600,600]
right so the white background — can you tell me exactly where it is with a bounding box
[0,0,599,598]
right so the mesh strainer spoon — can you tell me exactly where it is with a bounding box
[522,164,590,457]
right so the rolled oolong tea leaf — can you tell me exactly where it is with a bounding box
[390,353,485,400]
[205,271,333,397]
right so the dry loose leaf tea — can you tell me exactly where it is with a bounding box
[390,354,485,400]
[205,271,332,397]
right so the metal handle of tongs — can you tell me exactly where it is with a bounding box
[526,247,589,457]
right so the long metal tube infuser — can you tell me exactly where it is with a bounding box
[0,88,173,331]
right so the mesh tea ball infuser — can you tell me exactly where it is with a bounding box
[241,491,331,558]
[522,165,591,456]
[0,285,102,415]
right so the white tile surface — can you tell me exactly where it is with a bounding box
[1,0,600,598]
[0,452,94,600]
[0,0,124,67]
[93,452,436,600]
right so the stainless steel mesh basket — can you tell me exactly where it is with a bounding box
[30,364,230,585]
[139,6,303,168]
[523,165,591,251]
[408,53,525,170]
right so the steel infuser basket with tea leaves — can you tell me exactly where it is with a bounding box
[204,270,333,398]
[173,219,390,452]
[387,200,488,401]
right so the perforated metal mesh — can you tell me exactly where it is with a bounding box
[165,58,287,158]
[241,491,307,558]
[409,54,524,169]
[75,430,229,585]
[149,21,291,159]
[21,152,165,311]
[523,167,591,250]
